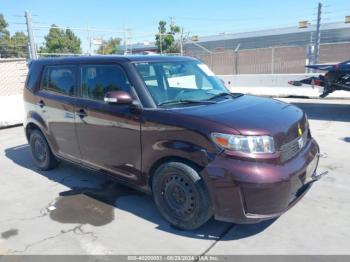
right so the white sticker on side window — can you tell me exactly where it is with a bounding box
[197,64,215,76]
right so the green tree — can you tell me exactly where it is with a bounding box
[0,14,10,57]
[155,20,180,53]
[0,14,9,36]
[0,13,28,58]
[8,32,28,58]
[40,25,82,54]
[96,37,121,54]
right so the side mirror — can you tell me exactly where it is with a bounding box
[104,91,133,105]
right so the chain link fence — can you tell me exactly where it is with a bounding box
[0,58,27,96]
[1,43,349,98]
[186,42,350,75]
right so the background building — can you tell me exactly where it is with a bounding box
[128,22,350,74]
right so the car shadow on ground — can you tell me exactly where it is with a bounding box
[4,144,276,240]
[291,102,350,122]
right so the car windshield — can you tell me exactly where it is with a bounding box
[134,61,231,106]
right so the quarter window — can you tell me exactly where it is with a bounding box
[26,73,36,92]
[81,65,131,101]
[41,66,77,96]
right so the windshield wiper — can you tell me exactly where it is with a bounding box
[207,92,244,100]
[157,93,243,106]
[158,99,216,106]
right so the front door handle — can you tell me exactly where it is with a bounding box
[76,109,87,118]
[36,100,45,108]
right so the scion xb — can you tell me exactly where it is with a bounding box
[24,55,322,230]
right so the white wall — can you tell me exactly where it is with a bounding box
[0,59,27,127]
[0,58,27,96]
[0,95,24,128]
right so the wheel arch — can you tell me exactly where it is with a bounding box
[24,110,49,139]
[25,120,57,157]
[147,156,205,190]
[25,122,42,141]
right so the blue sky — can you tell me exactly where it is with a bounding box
[1,0,349,52]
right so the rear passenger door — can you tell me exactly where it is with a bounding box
[75,64,142,183]
[37,65,81,161]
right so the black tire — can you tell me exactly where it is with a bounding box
[152,161,213,230]
[29,129,59,170]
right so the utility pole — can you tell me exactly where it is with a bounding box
[126,27,133,55]
[123,27,127,55]
[180,27,184,56]
[25,10,38,60]
[169,16,175,27]
[314,2,322,65]
[87,25,92,55]
[159,30,163,55]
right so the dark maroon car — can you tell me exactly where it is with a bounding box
[24,55,321,230]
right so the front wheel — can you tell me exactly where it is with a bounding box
[152,162,213,230]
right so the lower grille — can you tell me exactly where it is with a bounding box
[280,129,309,162]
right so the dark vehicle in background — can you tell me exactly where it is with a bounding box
[289,60,350,97]
[24,55,322,230]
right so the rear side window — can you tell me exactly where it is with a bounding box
[81,64,131,101]
[25,62,41,92]
[41,65,77,96]
[26,73,36,92]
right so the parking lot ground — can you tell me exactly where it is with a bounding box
[0,98,349,255]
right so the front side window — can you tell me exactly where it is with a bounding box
[41,65,77,96]
[81,64,131,101]
[134,63,158,87]
[134,61,229,106]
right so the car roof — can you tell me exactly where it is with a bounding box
[31,55,198,66]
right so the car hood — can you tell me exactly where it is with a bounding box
[174,95,307,148]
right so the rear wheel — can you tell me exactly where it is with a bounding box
[152,162,213,230]
[29,129,59,170]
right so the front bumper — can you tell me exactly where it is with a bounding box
[201,138,321,223]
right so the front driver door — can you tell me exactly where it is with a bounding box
[75,63,142,183]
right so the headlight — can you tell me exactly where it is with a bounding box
[211,133,275,153]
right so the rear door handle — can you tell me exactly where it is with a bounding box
[76,109,87,118]
[36,100,45,108]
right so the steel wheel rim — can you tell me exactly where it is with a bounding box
[33,136,47,163]
[161,174,196,220]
